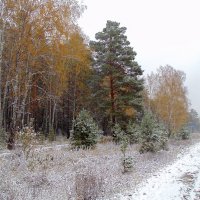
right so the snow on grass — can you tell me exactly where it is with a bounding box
[0,134,200,200]
[117,141,200,200]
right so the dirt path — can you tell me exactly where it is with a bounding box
[117,142,200,200]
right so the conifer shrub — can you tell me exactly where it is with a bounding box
[158,125,168,150]
[120,135,134,173]
[70,109,100,149]
[112,123,125,144]
[113,123,134,172]
[126,121,141,144]
[139,113,168,153]
[176,126,190,140]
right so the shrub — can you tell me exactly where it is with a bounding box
[112,123,125,144]
[37,132,46,144]
[99,135,113,144]
[176,126,190,140]
[126,121,141,144]
[139,113,168,153]
[75,172,103,200]
[70,109,100,149]
[16,126,37,159]
[113,124,134,172]
[120,135,134,173]
[122,156,134,173]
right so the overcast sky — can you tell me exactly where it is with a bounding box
[78,0,200,114]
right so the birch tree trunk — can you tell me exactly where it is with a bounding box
[0,0,5,130]
[21,71,32,128]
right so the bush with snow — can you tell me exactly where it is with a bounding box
[99,135,113,143]
[113,123,134,172]
[176,126,190,140]
[16,126,38,159]
[75,171,103,200]
[120,134,134,173]
[112,123,125,144]
[126,121,141,144]
[70,109,100,149]
[139,113,168,153]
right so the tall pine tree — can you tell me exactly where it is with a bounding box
[90,21,143,134]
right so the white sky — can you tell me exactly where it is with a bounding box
[78,0,200,114]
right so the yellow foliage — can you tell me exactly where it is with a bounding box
[145,66,189,134]
[3,0,89,108]
[124,107,135,117]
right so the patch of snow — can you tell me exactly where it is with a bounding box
[117,142,200,200]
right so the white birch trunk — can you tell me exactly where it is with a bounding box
[0,0,5,130]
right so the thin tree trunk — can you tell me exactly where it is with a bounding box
[52,100,56,129]
[12,73,19,128]
[21,72,32,128]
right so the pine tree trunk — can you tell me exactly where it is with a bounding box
[110,75,116,127]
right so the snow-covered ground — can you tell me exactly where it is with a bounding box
[1,134,200,200]
[117,142,200,200]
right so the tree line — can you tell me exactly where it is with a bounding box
[0,0,196,146]
[0,0,91,137]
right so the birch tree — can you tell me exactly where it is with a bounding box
[145,66,189,136]
[1,0,90,136]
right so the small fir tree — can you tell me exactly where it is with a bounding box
[177,126,190,140]
[139,113,168,153]
[120,135,134,173]
[112,123,133,172]
[126,121,141,144]
[112,123,125,144]
[70,109,100,149]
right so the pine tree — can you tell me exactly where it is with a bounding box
[139,112,168,153]
[90,20,144,133]
[188,109,200,132]
[70,109,100,149]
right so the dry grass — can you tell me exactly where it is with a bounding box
[75,171,103,200]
